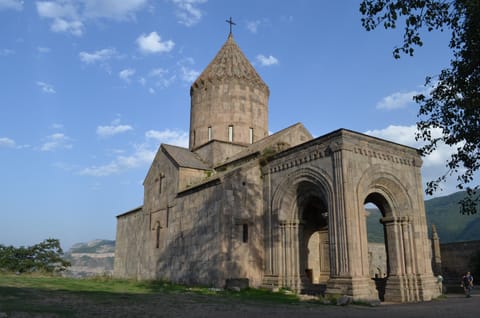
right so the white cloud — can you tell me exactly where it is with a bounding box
[148,87,155,94]
[36,1,84,36]
[180,66,199,82]
[364,125,418,147]
[97,124,133,137]
[176,58,198,83]
[51,18,84,36]
[37,46,51,53]
[146,129,188,147]
[0,137,16,148]
[137,31,174,54]
[83,0,147,20]
[36,81,56,94]
[119,68,136,82]
[36,0,148,36]
[79,48,117,64]
[364,124,462,195]
[80,143,154,176]
[148,68,176,88]
[0,0,23,11]
[96,120,133,137]
[80,128,188,176]
[376,90,420,110]
[256,54,278,66]
[51,123,64,129]
[40,133,72,151]
[246,20,261,33]
[0,48,15,56]
[172,0,206,27]
[149,67,168,77]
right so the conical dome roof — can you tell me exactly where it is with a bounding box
[191,34,269,95]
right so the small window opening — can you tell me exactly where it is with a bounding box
[228,125,234,142]
[159,173,165,194]
[208,126,212,141]
[249,127,254,144]
[156,224,161,248]
[242,224,248,243]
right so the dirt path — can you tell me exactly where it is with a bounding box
[2,290,479,317]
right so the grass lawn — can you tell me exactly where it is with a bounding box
[0,273,317,316]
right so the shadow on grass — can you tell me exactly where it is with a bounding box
[0,275,319,317]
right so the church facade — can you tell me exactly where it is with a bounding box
[114,33,440,302]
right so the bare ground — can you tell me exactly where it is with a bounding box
[1,289,479,318]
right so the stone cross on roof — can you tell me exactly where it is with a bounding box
[225,17,236,35]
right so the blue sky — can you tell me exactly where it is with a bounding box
[0,0,468,250]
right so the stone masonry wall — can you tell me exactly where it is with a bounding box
[114,208,144,279]
[440,240,480,287]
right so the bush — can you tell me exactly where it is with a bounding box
[0,238,70,273]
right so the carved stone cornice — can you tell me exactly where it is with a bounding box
[268,147,330,174]
[353,146,417,167]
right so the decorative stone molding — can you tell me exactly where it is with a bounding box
[269,148,329,174]
[353,146,415,166]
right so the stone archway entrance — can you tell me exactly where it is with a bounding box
[298,183,329,293]
[262,130,440,302]
[263,168,333,293]
[359,174,438,302]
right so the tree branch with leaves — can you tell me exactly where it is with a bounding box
[360,0,480,214]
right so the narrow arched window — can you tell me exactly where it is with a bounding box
[242,224,248,243]
[159,173,165,194]
[208,126,212,141]
[156,223,161,249]
[228,125,234,142]
[249,128,254,144]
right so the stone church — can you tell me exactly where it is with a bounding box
[114,31,440,302]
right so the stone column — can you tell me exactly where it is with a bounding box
[325,142,377,300]
[328,145,349,277]
[382,216,406,302]
[431,224,442,275]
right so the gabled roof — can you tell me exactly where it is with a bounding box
[162,144,211,170]
[191,34,269,94]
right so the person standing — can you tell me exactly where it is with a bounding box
[462,271,474,298]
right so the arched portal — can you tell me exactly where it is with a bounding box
[266,168,333,293]
[358,171,432,302]
[297,182,329,291]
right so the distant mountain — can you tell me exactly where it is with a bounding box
[64,239,115,278]
[425,191,480,243]
[69,239,115,253]
[367,191,480,244]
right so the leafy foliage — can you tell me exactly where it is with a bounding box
[0,238,70,273]
[360,0,480,214]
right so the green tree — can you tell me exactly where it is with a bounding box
[0,238,70,273]
[360,0,480,214]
